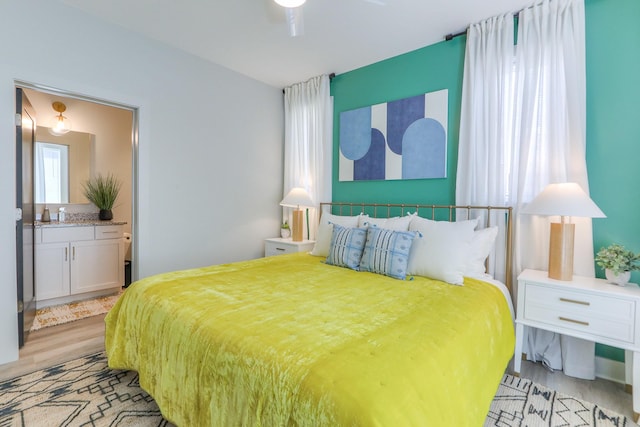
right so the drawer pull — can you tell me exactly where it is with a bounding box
[102,231,119,234]
[559,316,589,326]
[276,248,286,251]
[559,297,590,306]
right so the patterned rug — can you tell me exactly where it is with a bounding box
[0,353,631,427]
[485,374,632,426]
[0,353,171,427]
[30,292,123,332]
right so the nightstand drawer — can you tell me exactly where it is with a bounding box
[266,243,299,256]
[524,304,634,343]
[524,283,635,343]
[526,284,635,322]
[264,238,315,257]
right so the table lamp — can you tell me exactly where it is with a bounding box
[280,187,314,242]
[522,182,606,281]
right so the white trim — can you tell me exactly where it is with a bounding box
[596,355,626,384]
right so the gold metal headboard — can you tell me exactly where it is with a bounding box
[319,202,514,294]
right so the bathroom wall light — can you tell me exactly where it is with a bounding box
[274,0,306,7]
[49,101,72,136]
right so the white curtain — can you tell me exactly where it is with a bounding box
[456,13,516,284]
[516,0,594,378]
[457,0,594,377]
[283,74,333,239]
[515,0,592,277]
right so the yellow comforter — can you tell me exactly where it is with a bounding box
[105,253,514,426]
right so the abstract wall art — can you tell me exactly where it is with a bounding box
[339,89,448,181]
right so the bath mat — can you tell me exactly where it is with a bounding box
[30,291,122,332]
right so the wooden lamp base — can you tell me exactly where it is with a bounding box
[291,209,303,242]
[548,222,575,281]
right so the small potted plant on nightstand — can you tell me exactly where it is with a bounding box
[280,220,291,239]
[595,243,640,286]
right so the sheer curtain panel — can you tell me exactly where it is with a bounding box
[516,0,594,379]
[283,74,333,240]
[457,0,594,377]
[456,13,516,284]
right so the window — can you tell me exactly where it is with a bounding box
[35,142,69,203]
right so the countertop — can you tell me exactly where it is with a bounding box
[35,220,127,228]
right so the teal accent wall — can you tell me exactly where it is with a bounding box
[586,0,640,362]
[331,37,466,204]
[331,0,640,364]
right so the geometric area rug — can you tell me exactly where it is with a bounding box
[485,374,633,427]
[0,352,631,427]
[30,292,122,332]
[0,352,173,427]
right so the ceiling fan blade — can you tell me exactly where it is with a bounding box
[285,7,304,37]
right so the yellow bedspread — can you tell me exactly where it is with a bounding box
[105,253,514,426]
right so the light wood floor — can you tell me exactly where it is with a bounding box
[0,317,635,423]
[0,314,106,382]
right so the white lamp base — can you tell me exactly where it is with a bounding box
[548,222,575,281]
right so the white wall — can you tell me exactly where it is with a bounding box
[0,0,284,364]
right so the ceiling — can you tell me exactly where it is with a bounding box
[61,0,532,88]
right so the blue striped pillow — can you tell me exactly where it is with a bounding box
[360,228,416,280]
[326,225,368,270]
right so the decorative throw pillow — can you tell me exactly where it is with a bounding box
[311,213,362,257]
[360,228,416,280]
[407,217,477,285]
[325,225,368,270]
[466,226,499,277]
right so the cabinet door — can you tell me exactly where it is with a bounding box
[35,242,70,301]
[70,239,124,294]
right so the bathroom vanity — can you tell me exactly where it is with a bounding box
[34,220,126,308]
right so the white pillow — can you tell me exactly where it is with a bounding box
[407,217,478,285]
[310,213,362,257]
[466,227,499,277]
[359,214,413,231]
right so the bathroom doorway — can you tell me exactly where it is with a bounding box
[15,81,138,332]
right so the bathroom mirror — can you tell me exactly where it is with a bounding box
[34,127,94,204]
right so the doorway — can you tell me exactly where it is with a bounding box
[15,81,138,342]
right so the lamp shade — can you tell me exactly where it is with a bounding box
[280,187,313,209]
[521,183,606,218]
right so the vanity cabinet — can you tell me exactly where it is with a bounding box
[35,224,124,306]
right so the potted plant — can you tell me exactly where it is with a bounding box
[595,243,640,286]
[280,220,291,238]
[82,173,122,220]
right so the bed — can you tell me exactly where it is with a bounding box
[105,203,515,426]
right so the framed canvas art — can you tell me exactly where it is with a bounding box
[339,89,448,181]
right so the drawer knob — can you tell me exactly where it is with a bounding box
[558,316,589,326]
[559,297,590,306]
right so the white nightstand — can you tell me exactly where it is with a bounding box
[514,269,640,421]
[264,237,315,257]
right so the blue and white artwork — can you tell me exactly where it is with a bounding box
[339,89,448,181]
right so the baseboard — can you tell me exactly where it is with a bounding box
[595,355,626,384]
